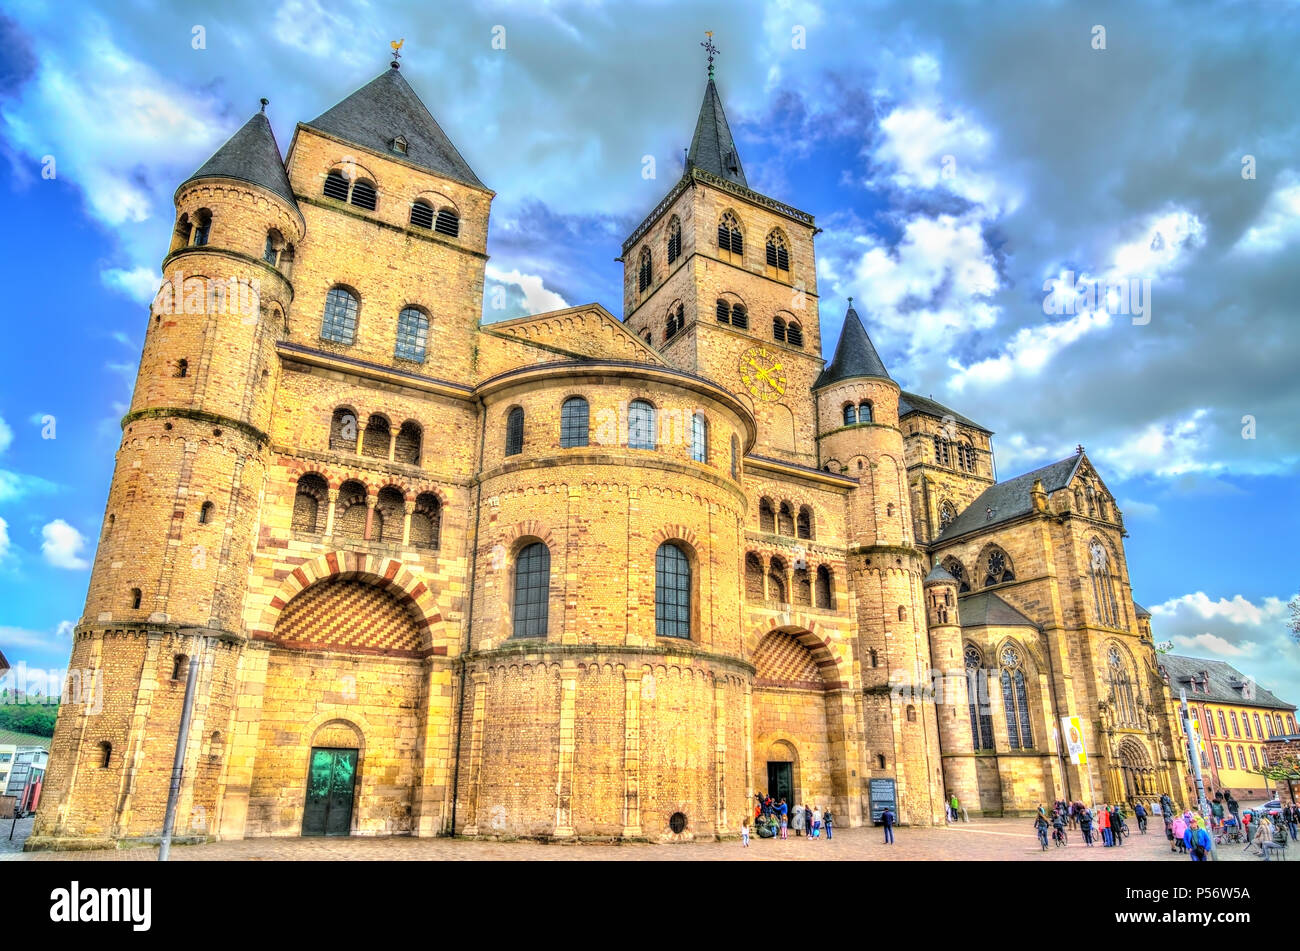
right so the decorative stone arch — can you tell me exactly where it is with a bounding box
[501,520,558,556]
[649,524,700,552]
[252,551,442,650]
[975,542,1016,587]
[750,623,846,690]
[305,714,370,754]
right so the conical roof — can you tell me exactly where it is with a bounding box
[814,303,891,388]
[181,110,297,208]
[305,66,484,189]
[924,563,957,586]
[686,78,747,187]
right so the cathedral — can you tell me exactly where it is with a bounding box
[30,55,1183,847]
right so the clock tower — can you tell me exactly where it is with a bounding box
[621,56,823,465]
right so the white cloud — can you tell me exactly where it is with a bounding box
[41,519,90,570]
[0,470,59,504]
[0,516,9,562]
[1118,498,1159,519]
[0,416,11,454]
[485,266,570,317]
[1234,170,1300,254]
[949,307,1113,392]
[1151,591,1289,628]
[55,620,75,639]
[0,626,55,650]
[102,266,159,303]
[1094,409,1215,479]
[1173,633,1251,657]
[1109,206,1207,279]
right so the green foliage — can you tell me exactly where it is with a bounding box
[0,702,58,737]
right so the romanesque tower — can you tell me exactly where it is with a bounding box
[923,562,977,810]
[33,106,301,845]
[815,304,944,823]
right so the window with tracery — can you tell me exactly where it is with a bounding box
[983,547,1015,586]
[1107,644,1140,728]
[1089,538,1120,626]
[965,646,994,750]
[1000,646,1033,749]
[939,500,956,530]
[942,556,970,593]
[718,212,743,256]
[765,229,789,272]
[666,216,682,264]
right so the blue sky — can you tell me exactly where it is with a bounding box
[0,0,1297,702]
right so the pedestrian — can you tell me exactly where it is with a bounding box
[1098,803,1112,847]
[804,803,813,838]
[1134,800,1147,834]
[1188,820,1212,862]
[824,808,834,840]
[812,805,822,839]
[1242,808,1253,844]
[1287,803,1299,842]
[792,801,804,836]
[1171,813,1186,853]
[881,806,895,844]
[779,798,789,840]
[1111,804,1125,846]
[741,819,750,848]
[950,793,963,823]
[1079,805,1094,846]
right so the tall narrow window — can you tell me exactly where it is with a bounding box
[394,421,422,465]
[691,413,708,463]
[765,230,790,272]
[797,506,813,540]
[666,216,682,264]
[731,435,740,479]
[561,397,589,448]
[785,322,803,347]
[1089,539,1119,626]
[198,501,214,524]
[665,303,684,340]
[716,299,731,323]
[858,401,873,423]
[745,553,765,600]
[1218,710,1228,736]
[321,287,359,345]
[718,212,743,256]
[99,742,112,768]
[1000,647,1033,749]
[655,543,691,638]
[628,400,656,450]
[192,209,212,246]
[350,179,377,211]
[759,498,775,533]
[434,209,460,237]
[323,170,350,201]
[730,303,748,330]
[361,414,390,458]
[1231,711,1240,737]
[395,307,429,362]
[512,542,551,638]
[777,502,795,537]
[638,247,652,292]
[505,407,524,456]
[409,493,441,549]
[264,229,284,266]
[965,646,994,750]
[176,358,189,378]
[330,407,358,452]
[172,654,187,681]
[815,565,834,609]
[1107,645,1138,727]
[843,404,856,426]
[410,200,434,230]
[1225,745,1236,768]
[773,316,787,343]
[293,474,328,533]
[130,588,142,609]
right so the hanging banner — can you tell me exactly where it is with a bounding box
[1061,715,1087,765]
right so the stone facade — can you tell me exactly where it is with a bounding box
[30,65,1183,849]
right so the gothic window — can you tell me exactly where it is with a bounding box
[933,435,951,467]
[942,556,970,593]
[665,303,685,341]
[983,547,1015,586]
[796,505,813,540]
[512,542,551,638]
[939,500,956,530]
[958,442,975,472]
[691,413,708,463]
[434,208,460,237]
[666,216,682,264]
[773,316,786,344]
[745,553,765,600]
[815,565,833,609]
[395,307,429,362]
[334,481,367,540]
[628,400,656,450]
[410,493,441,549]
[759,498,775,533]
[505,406,525,456]
[767,557,787,603]
[843,404,857,426]
[321,286,359,345]
[1000,647,1034,749]
[965,646,994,750]
[561,397,589,448]
[394,421,421,465]
[638,246,652,292]
[1089,538,1120,626]
[1107,644,1139,727]
[323,170,350,200]
[858,401,873,423]
[765,229,790,272]
[785,321,803,347]
[794,567,811,606]
[410,200,434,229]
[192,209,212,246]
[718,211,743,257]
[350,179,378,211]
[777,502,795,537]
[330,407,358,452]
[361,414,390,458]
[655,542,691,638]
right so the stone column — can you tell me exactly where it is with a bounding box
[555,665,578,837]
[324,487,338,537]
[714,677,727,834]
[363,498,376,541]
[402,500,415,547]
[387,428,397,462]
[461,671,489,836]
[621,668,643,837]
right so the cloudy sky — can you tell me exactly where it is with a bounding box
[0,0,1297,702]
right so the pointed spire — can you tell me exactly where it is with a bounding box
[814,300,892,389]
[686,76,747,187]
[180,108,297,209]
[305,68,484,188]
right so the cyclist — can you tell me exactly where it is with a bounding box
[1034,813,1050,851]
[1052,810,1068,847]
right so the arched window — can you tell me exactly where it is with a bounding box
[785,321,803,347]
[410,200,435,230]
[1088,538,1120,626]
[435,208,460,237]
[1000,646,1034,749]
[942,556,970,593]
[512,542,551,638]
[765,229,790,272]
[933,435,951,467]
[876,754,887,769]
[293,474,328,533]
[793,566,812,605]
[99,741,112,769]
[939,500,956,530]
[665,303,685,340]
[731,435,740,479]
[906,705,917,723]
[505,407,525,456]
[1213,744,1223,768]
[982,546,1015,587]
[1106,645,1139,727]
[176,358,188,378]
[815,565,834,609]
[192,209,212,246]
[198,501,214,524]
[718,211,743,257]
[638,246,652,292]
[1250,746,1260,770]
[666,216,682,264]
[173,213,193,249]
[410,493,441,549]
[628,400,656,450]
[1225,745,1236,768]
[796,505,813,540]
[330,407,358,452]
[843,404,857,426]
[886,503,895,517]
[767,557,787,603]
[773,315,787,343]
[323,170,350,201]
[898,605,907,621]
[375,486,405,544]
[869,648,879,668]
[362,414,390,458]
[130,588,143,609]
[655,543,691,638]
[965,645,995,750]
[395,307,429,362]
[1218,710,1228,736]
[172,654,187,681]
[394,421,421,465]
[777,502,795,537]
[758,498,775,533]
[263,229,285,266]
[334,481,367,539]
[730,303,748,329]
[745,553,765,600]
[350,179,377,211]
[1253,713,1263,738]
[1231,712,1241,737]
[858,401,873,423]
[321,287,359,345]
[691,413,708,463]
[561,397,589,448]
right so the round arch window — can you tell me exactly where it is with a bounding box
[669,812,687,834]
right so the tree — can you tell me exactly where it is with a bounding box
[1262,747,1300,803]
[1289,593,1300,645]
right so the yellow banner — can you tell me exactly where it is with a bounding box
[1062,715,1087,765]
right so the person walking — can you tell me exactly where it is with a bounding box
[778,798,789,840]
[881,806,895,844]
[950,793,964,823]
[1098,803,1113,847]
[811,805,822,839]
[741,819,750,848]
[1188,820,1212,861]
[1287,803,1299,842]
[1171,813,1187,853]
[792,801,804,837]
[1111,804,1126,847]
[1079,805,1094,846]
[1210,798,1224,833]
[804,803,813,838]
[824,808,834,840]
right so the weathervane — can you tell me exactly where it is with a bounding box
[701,31,718,78]
[390,37,404,69]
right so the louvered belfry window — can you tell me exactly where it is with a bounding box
[638,247,652,292]
[718,212,743,255]
[435,209,460,237]
[786,322,803,347]
[323,170,350,201]
[410,201,434,230]
[349,180,377,211]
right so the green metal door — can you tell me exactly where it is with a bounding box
[767,761,793,805]
[302,747,357,837]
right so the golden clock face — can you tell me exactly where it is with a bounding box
[739,346,787,402]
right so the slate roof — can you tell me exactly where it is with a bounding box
[1134,602,1152,619]
[305,66,485,189]
[935,454,1082,542]
[958,591,1040,629]
[814,304,891,388]
[686,78,747,187]
[898,391,992,435]
[1158,654,1296,711]
[923,563,957,585]
[180,111,297,208]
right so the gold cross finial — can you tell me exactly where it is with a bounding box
[701,32,718,78]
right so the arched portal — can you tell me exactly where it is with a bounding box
[1117,737,1153,803]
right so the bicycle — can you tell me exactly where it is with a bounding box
[1037,826,1049,851]
[1052,826,1068,848]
